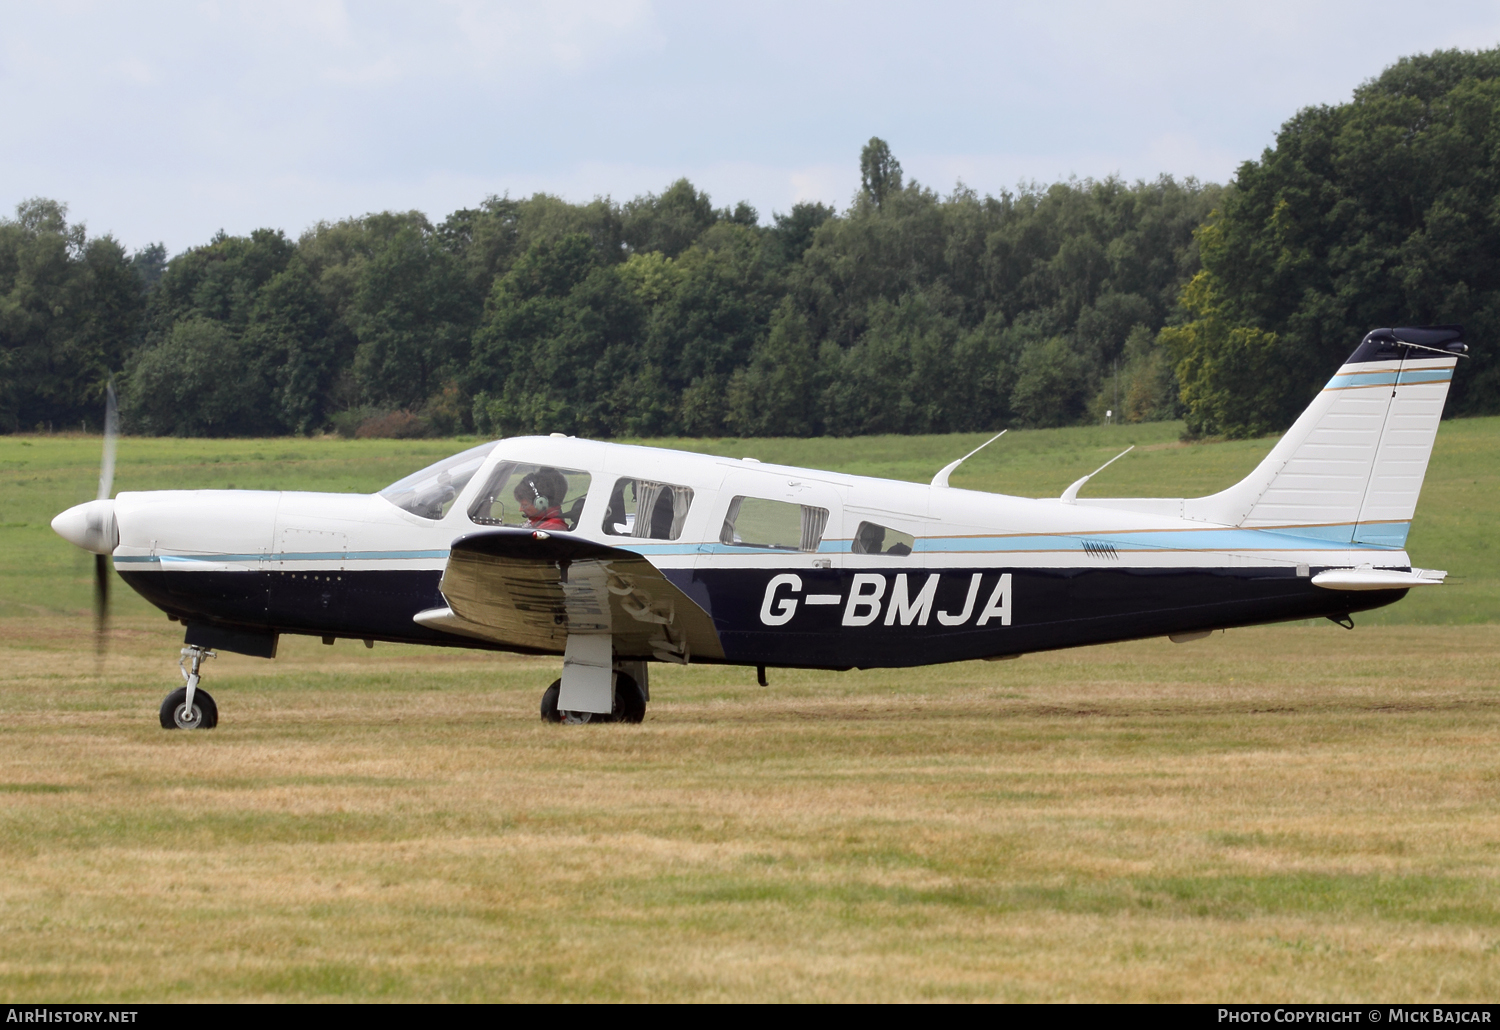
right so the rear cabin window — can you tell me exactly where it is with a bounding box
[603,479,695,540]
[852,521,915,556]
[378,442,498,520]
[719,497,830,552]
[468,463,592,531]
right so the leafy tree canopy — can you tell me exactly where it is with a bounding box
[1174,46,1500,435]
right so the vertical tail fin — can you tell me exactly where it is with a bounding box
[1184,326,1466,544]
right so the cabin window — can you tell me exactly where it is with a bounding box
[378,442,498,520]
[851,521,915,556]
[603,479,694,540]
[468,462,592,531]
[719,496,829,552]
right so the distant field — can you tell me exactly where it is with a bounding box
[3,416,1496,622]
[1,421,1497,1001]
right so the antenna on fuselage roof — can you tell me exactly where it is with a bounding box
[930,430,1007,488]
[1059,445,1134,504]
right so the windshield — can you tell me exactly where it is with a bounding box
[378,442,498,520]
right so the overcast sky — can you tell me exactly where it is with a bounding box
[3,1,1498,254]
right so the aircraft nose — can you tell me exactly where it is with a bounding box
[52,499,119,554]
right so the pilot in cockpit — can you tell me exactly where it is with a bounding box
[855,521,912,556]
[514,469,570,531]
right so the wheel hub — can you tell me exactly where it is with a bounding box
[173,703,202,729]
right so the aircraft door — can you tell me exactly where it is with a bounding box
[687,471,848,662]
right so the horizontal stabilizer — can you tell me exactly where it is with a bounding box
[1311,567,1446,591]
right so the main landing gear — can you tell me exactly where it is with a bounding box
[160,645,219,729]
[540,668,648,725]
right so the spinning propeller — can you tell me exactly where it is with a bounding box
[94,379,118,659]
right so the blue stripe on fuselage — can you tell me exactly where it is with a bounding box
[116,549,454,564]
[911,524,1405,554]
[117,520,1409,569]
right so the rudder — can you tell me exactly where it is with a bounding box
[1184,326,1465,543]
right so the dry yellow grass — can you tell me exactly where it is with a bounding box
[0,612,1496,1001]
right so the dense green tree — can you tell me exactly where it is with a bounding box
[768,202,834,266]
[1074,291,1154,369]
[726,299,819,436]
[821,291,963,435]
[144,228,297,334]
[860,137,904,209]
[1010,337,1090,428]
[130,243,168,291]
[468,234,645,437]
[441,194,625,289]
[126,317,278,435]
[0,199,143,432]
[641,222,781,433]
[129,227,327,435]
[349,225,478,410]
[1176,46,1500,434]
[45,45,1500,442]
[2,143,1237,438]
[1112,324,1181,424]
[622,179,719,259]
[1161,272,1294,438]
[244,257,337,434]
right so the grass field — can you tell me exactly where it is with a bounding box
[0,421,1497,1001]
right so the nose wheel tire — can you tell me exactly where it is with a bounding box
[540,673,646,724]
[160,686,218,729]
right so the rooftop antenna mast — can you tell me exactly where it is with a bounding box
[930,430,1006,488]
[1060,445,1133,504]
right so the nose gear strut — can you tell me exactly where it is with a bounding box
[160,645,220,729]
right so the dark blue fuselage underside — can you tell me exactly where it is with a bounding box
[120,566,1403,669]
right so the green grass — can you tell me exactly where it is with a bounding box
[1,421,1497,1000]
[4,417,1496,622]
[0,621,1496,1001]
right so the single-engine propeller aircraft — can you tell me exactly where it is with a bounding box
[52,326,1466,729]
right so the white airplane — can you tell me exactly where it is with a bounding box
[52,326,1465,729]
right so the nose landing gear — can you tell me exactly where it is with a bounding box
[160,645,219,729]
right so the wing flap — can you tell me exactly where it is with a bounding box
[428,529,724,661]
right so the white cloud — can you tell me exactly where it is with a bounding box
[449,0,659,72]
[3,0,1497,251]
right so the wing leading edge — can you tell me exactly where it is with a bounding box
[416,529,724,663]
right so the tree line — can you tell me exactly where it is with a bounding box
[3,47,1496,441]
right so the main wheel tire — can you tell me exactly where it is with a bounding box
[541,679,606,722]
[614,673,647,724]
[540,679,563,723]
[539,676,642,724]
[159,686,218,730]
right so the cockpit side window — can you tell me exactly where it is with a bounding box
[851,520,915,556]
[378,442,498,520]
[468,462,591,531]
[719,496,829,552]
[602,479,695,540]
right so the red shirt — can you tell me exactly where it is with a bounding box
[525,507,568,531]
